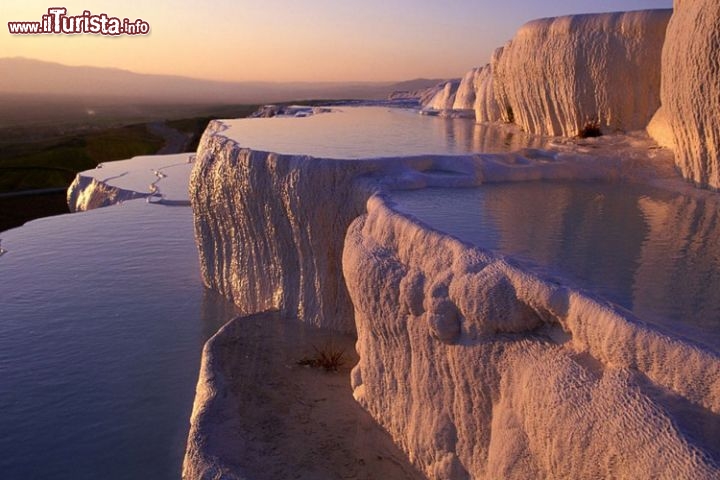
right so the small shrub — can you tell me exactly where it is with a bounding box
[578,119,602,138]
[298,343,345,372]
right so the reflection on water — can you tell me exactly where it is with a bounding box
[221,106,547,158]
[438,115,547,154]
[634,196,720,336]
[0,201,238,479]
[391,182,720,350]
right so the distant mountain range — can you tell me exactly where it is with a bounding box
[0,57,444,104]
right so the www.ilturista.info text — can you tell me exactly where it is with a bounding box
[8,8,150,35]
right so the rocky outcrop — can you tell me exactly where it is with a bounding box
[660,0,720,189]
[190,122,371,332]
[417,68,490,119]
[492,10,672,137]
[388,79,451,106]
[465,4,720,189]
[67,174,147,212]
[343,194,720,479]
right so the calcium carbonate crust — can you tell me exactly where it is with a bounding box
[422,79,461,115]
[473,62,500,123]
[451,68,480,113]
[461,5,720,192]
[420,6,719,192]
[492,9,672,137]
[344,194,720,479]
[67,174,148,212]
[67,153,195,212]
[186,116,719,479]
[424,10,670,136]
[660,0,720,189]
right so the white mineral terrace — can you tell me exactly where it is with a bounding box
[178,105,719,479]
[52,5,720,474]
[47,100,720,479]
[61,106,720,478]
[7,2,720,478]
[67,153,194,212]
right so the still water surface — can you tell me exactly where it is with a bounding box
[222,106,547,158]
[392,182,720,350]
[0,200,238,479]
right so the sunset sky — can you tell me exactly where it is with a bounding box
[3,0,673,83]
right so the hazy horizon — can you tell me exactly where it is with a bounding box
[0,58,450,117]
[3,1,672,84]
[0,56,442,87]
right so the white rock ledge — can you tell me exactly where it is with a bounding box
[67,153,194,212]
[425,5,720,191]
[67,173,148,212]
[187,117,719,479]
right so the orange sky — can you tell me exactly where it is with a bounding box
[2,0,673,82]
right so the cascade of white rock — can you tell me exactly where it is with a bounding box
[491,10,672,137]
[451,68,480,112]
[472,63,501,123]
[424,79,461,112]
[343,195,720,479]
[187,111,719,478]
[660,0,720,189]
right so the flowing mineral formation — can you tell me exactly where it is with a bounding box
[473,63,500,123]
[343,195,720,479]
[67,153,193,211]
[423,79,460,114]
[186,107,720,478]
[659,0,720,189]
[184,6,720,478]
[451,68,480,113]
[492,10,672,136]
